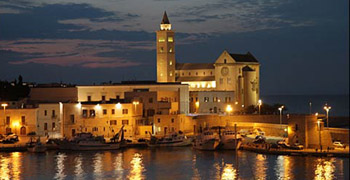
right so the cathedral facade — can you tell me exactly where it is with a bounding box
[156,12,260,113]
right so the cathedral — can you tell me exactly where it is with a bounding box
[156,12,260,113]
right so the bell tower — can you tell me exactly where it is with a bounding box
[156,11,175,82]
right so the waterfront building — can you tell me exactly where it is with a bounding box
[0,108,37,136]
[156,12,260,109]
[37,103,63,138]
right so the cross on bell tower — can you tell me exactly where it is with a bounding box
[156,11,175,83]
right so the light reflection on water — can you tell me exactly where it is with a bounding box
[54,152,67,180]
[0,148,348,179]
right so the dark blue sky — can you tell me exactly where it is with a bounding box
[0,0,348,95]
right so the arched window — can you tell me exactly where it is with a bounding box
[20,127,26,135]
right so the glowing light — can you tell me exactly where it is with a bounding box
[76,102,82,108]
[235,101,238,105]
[226,105,233,113]
[315,112,319,116]
[12,121,20,128]
[95,104,101,110]
[195,101,199,108]
[258,99,262,105]
[133,101,139,105]
[284,128,287,132]
[1,103,8,108]
[55,153,67,180]
[116,103,122,109]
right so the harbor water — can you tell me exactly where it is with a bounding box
[0,147,348,179]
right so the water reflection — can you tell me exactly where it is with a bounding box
[114,152,124,180]
[275,155,292,179]
[315,158,335,180]
[0,152,22,180]
[221,164,237,180]
[191,154,200,180]
[128,153,145,180]
[74,155,84,179]
[54,152,67,180]
[93,153,103,179]
[255,154,267,179]
[0,154,10,180]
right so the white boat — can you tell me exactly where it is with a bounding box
[219,130,242,150]
[148,132,192,147]
[193,131,220,150]
[27,137,47,153]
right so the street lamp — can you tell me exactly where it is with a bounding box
[323,105,331,127]
[226,105,233,115]
[258,99,262,115]
[1,103,8,128]
[278,105,284,125]
[195,101,199,113]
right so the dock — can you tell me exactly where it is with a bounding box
[241,144,349,158]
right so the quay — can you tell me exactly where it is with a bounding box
[241,144,350,158]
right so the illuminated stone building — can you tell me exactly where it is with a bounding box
[0,108,37,136]
[156,12,260,112]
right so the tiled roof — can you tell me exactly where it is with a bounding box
[229,52,258,63]
[176,76,215,82]
[176,63,214,70]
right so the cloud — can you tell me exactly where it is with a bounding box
[0,39,152,68]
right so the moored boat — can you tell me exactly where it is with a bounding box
[193,130,220,150]
[219,130,242,150]
[27,137,47,153]
[147,132,192,147]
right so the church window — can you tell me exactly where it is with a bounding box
[224,59,227,64]
[168,37,173,42]
[220,78,223,84]
[169,61,172,65]
[189,72,191,76]
[160,47,164,52]
[158,38,165,42]
[196,72,198,76]
[170,71,173,76]
[213,97,218,102]
[227,78,232,84]
[204,97,209,102]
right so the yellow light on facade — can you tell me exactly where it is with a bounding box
[1,103,8,107]
[315,112,318,116]
[195,101,199,108]
[258,99,262,106]
[95,104,101,110]
[76,102,82,108]
[235,101,238,105]
[116,103,122,109]
[133,101,139,105]
[12,121,20,128]
[284,128,287,132]
[226,105,233,113]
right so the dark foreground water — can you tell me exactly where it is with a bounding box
[0,148,349,180]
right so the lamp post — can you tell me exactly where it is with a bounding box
[278,105,284,125]
[1,103,8,128]
[323,105,331,127]
[258,99,262,115]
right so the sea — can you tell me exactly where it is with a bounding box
[0,148,348,179]
[261,95,349,117]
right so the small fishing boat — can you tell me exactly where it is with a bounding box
[27,137,47,153]
[58,126,125,151]
[193,130,220,150]
[219,130,242,150]
[147,132,192,147]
